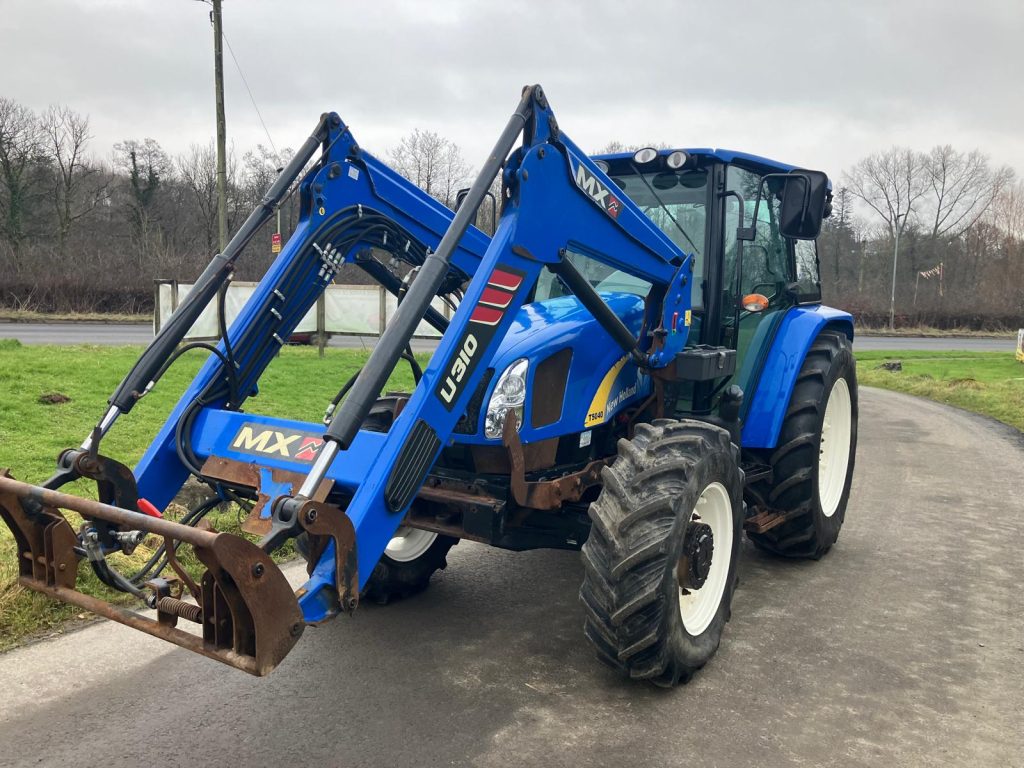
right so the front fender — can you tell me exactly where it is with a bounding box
[741,305,854,449]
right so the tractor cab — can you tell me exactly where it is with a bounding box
[588,148,830,417]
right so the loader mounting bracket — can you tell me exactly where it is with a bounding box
[295,497,359,614]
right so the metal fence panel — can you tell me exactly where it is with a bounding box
[154,281,458,341]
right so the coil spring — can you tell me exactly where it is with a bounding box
[156,596,203,623]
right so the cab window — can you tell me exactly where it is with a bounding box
[793,238,822,302]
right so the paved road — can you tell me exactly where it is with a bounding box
[0,388,1021,767]
[0,321,1016,353]
[853,335,1016,352]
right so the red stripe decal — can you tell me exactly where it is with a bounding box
[479,286,513,309]
[470,305,503,325]
[488,268,523,291]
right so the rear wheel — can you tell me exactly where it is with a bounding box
[747,330,858,558]
[580,420,743,687]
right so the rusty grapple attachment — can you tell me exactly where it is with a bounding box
[0,470,309,676]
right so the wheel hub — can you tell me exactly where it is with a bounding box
[679,521,714,590]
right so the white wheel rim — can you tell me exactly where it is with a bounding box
[385,527,438,562]
[678,482,733,636]
[818,377,853,518]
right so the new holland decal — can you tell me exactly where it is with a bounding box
[230,423,325,463]
[584,355,644,428]
[435,265,525,411]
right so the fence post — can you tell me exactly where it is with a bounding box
[153,280,162,335]
[378,286,387,336]
[317,292,327,358]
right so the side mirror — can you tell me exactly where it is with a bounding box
[778,170,829,239]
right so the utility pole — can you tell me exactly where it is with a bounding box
[212,0,228,252]
[888,212,907,331]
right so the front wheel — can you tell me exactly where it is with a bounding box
[297,526,456,604]
[580,420,744,687]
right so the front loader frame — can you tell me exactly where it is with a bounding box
[1,85,697,674]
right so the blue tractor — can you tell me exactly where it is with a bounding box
[0,85,856,685]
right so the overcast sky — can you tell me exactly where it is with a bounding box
[3,0,1023,186]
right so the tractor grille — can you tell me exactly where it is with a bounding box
[531,348,572,428]
[384,419,441,513]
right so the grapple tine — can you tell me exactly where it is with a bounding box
[0,470,304,676]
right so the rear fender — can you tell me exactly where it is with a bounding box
[741,305,853,449]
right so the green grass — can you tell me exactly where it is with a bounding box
[856,350,1024,432]
[0,339,420,650]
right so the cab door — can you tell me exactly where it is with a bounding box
[719,165,798,403]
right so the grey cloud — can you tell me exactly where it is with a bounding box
[2,0,1022,180]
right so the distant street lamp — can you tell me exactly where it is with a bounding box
[888,211,909,331]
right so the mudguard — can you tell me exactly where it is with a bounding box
[740,305,854,450]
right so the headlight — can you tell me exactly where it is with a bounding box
[484,358,528,439]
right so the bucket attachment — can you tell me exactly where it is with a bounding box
[0,471,305,676]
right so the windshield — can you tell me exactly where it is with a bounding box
[532,165,710,307]
[608,168,708,306]
[534,250,651,302]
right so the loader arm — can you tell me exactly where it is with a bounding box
[0,85,693,675]
[281,85,692,621]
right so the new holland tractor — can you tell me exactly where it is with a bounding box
[0,85,857,686]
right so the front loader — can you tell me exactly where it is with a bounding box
[0,85,857,685]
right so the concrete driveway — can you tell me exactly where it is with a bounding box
[0,387,1021,767]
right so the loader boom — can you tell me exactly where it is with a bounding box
[0,85,704,673]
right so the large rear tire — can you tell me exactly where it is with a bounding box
[747,330,858,559]
[580,420,744,687]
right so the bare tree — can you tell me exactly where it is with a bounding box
[0,98,44,258]
[113,137,170,246]
[241,143,300,234]
[177,142,219,253]
[845,147,928,238]
[40,105,107,255]
[920,145,1014,238]
[388,129,470,208]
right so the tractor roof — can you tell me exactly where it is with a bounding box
[594,148,800,175]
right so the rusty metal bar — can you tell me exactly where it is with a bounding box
[28,582,265,675]
[0,474,217,547]
[0,470,306,676]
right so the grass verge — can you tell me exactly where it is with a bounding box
[856,350,1024,432]
[0,339,418,650]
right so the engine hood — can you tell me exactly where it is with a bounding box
[455,292,651,444]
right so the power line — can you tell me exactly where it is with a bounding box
[219,25,281,162]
